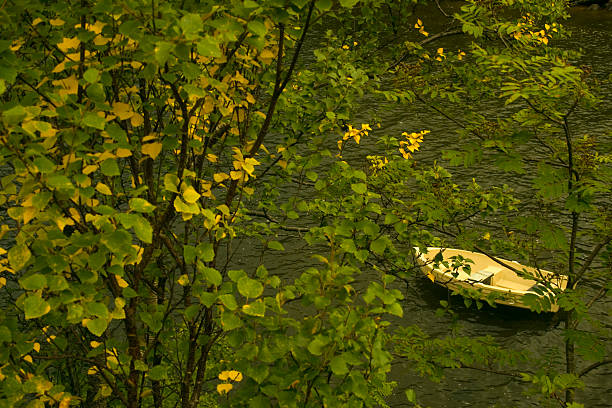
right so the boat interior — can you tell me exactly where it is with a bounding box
[419,247,568,292]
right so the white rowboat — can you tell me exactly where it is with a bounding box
[414,247,568,312]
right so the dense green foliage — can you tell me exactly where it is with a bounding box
[0,0,610,407]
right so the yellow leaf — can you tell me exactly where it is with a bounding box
[59,397,72,408]
[32,17,43,26]
[178,274,190,286]
[83,164,98,175]
[50,18,65,26]
[427,272,435,282]
[66,52,82,61]
[22,207,37,225]
[217,383,233,394]
[131,114,144,127]
[33,343,40,352]
[57,37,80,52]
[202,97,214,114]
[483,232,490,240]
[213,173,229,183]
[230,170,243,180]
[260,48,275,63]
[53,75,79,96]
[87,366,98,375]
[106,355,119,367]
[116,148,132,158]
[68,208,81,222]
[217,204,230,216]
[23,355,33,363]
[96,182,112,195]
[218,370,243,382]
[90,341,102,348]
[0,277,6,288]
[142,142,162,159]
[183,186,201,204]
[112,102,135,121]
[115,275,129,288]
[94,35,111,46]
[206,154,218,163]
[87,21,106,34]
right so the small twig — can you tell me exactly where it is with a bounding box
[388,29,463,71]
[579,359,612,378]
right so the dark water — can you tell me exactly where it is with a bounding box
[1,4,609,408]
[231,6,612,408]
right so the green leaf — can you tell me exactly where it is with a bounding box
[247,20,267,37]
[87,83,106,102]
[24,295,51,319]
[386,302,403,317]
[237,276,264,298]
[148,365,169,381]
[82,112,106,130]
[155,41,173,65]
[339,0,360,7]
[246,364,269,384]
[47,175,74,192]
[316,0,333,11]
[197,291,217,307]
[220,311,243,331]
[19,274,47,290]
[184,245,196,264]
[83,68,100,83]
[2,105,26,125]
[129,198,156,213]
[8,244,31,271]
[132,215,152,243]
[228,269,247,282]
[101,230,132,255]
[242,300,265,317]
[86,302,109,319]
[308,335,330,356]
[267,241,284,251]
[199,266,222,287]
[351,183,367,194]
[219,294,238,310]
[100,159,120,176]
[197,36,222,58]
[33,157,55,173]
[330,354,349,375]
[0,326,12,343]
[370,237,387,255]
[196,242,214,262]
[85,318,108,336]
[405,389,416,403]
[134,360,148,372]
[179,13,202,38]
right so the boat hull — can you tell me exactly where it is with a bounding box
[415,247,567,312]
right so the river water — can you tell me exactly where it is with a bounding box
[0,4,608,408]
[231,6,612,408]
